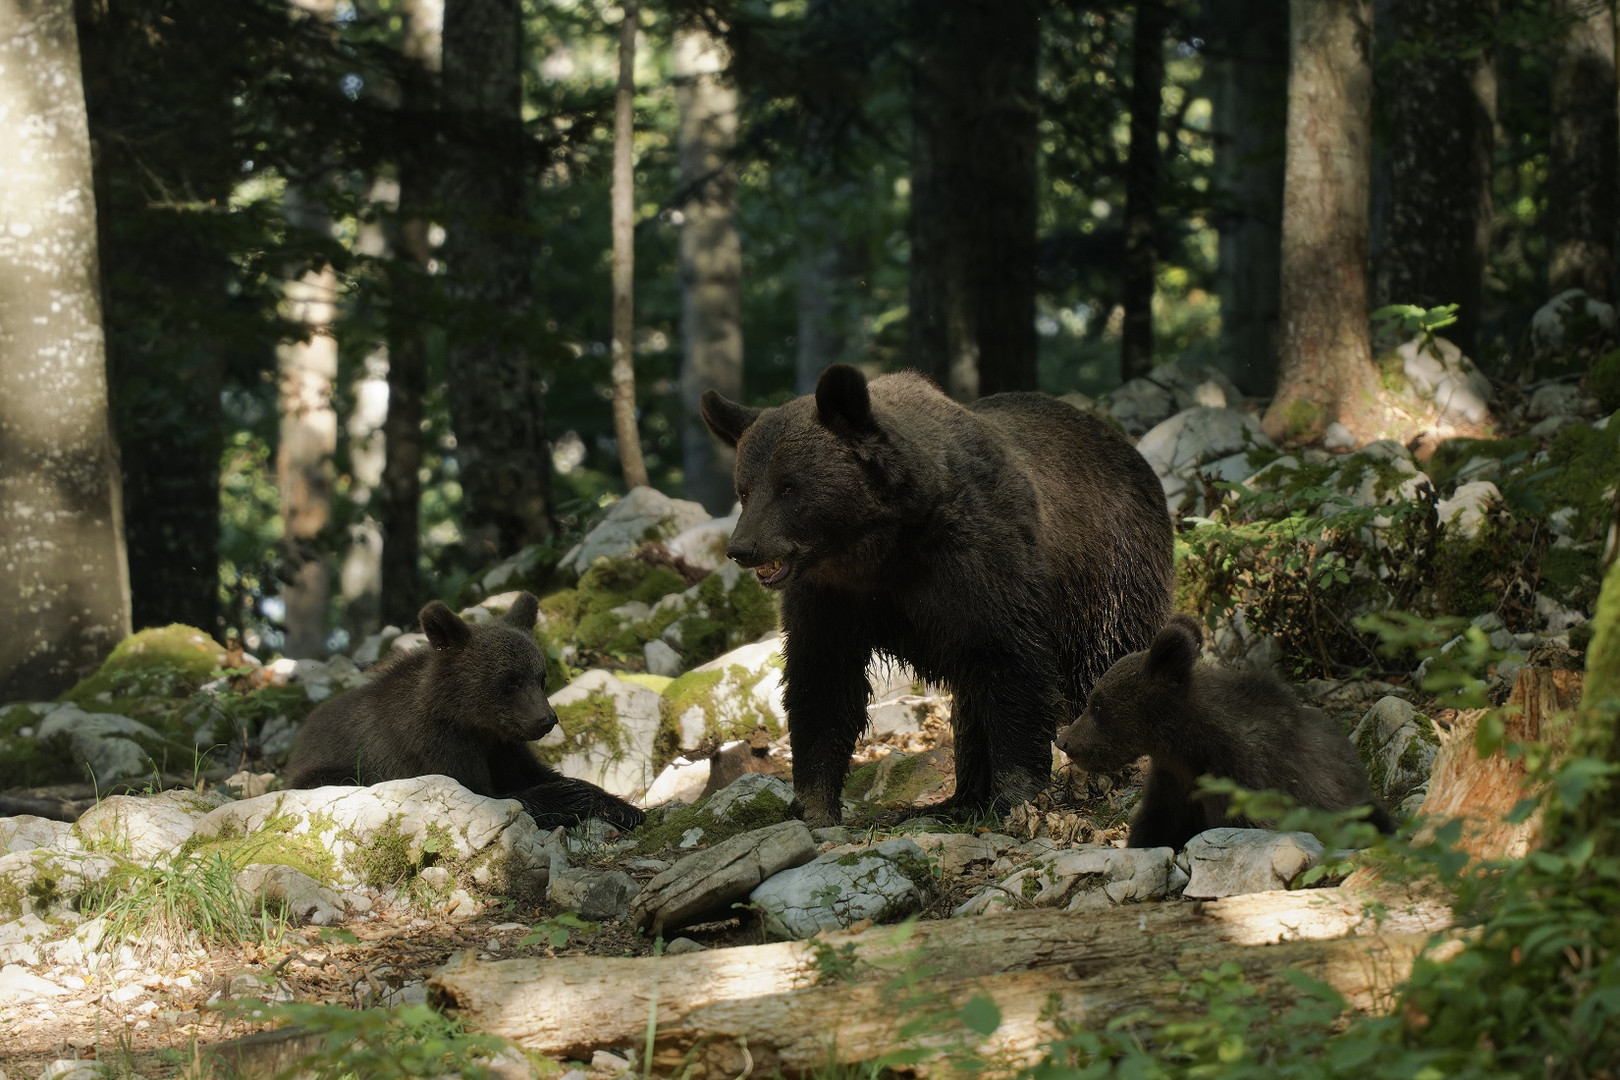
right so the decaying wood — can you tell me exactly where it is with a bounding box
[430,885,1453,1075]
[1415,665,1582,862]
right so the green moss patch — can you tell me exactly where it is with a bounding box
[632,788,794,855]
[59,625,226,712]
[539,690,629,767]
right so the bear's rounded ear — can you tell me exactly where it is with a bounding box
[816,363,875,439]
[700,390,762,449]
[420,601,472,652]
[1145,620,1198,688]
[502,592,540,632]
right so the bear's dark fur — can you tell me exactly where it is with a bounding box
[701,364,1174,826]
[284,594,644,832]
[1056,615,1395,850]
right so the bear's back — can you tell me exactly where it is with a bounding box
[285,649,435,787]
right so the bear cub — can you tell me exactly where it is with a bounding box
[1056,615,1394,850]
[284,593,644,832]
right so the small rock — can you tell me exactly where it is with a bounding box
[1180,828,1325,899]
[1322,422,1356,451]
[953,845,1176,917]
[1351,696,1438,805]
[633,820,817,937]
[643,639,684,678]
[705,774,795,824]
[0,964,66,1005]
[237,864,346,926]
[749,837,930,939]
[547,868,640,921]
[1435,480,1499,541]
[812,827,853,846]
[664,937,707,956]
[558,487,712,578]
[1531,288,1616,358]
[0,817,78,856]
[910,832,1014,877]
[643,758,712,807]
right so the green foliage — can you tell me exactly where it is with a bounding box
[1371,303,1459,354]
[210,1001,515,1079]
[81,844,292,955]
[809,939,864,986]
[59,625,226,711]
[1593,348,1620,414]
[521,911,600,950]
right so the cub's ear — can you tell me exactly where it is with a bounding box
[1145,620,1198,688]
[1165,613,1204,643]
[816,363,875,438]
[700,390,762,448]
[420,601,472,652]
[502,592,540,632]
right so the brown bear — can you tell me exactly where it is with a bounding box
[284,594,644,832]
[1056,615,1395,849]
[700,363,1175,826]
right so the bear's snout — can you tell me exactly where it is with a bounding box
[727,539,762,567]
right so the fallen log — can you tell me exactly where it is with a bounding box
[430,885,1453,1076]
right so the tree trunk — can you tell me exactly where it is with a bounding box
[77,0,233,636]
[431,886,1452,1076]
[611,1,648,491]
[1121,1,1170,382]
[907,0,1040,400]
[1206,0,1287,397]
[795,230,841,395]
[380,0,442,628]
[1554,555,1620,852]
[1374,0,1496,359]
[441,0,554,562]
[276,191,339,661]
[675,23,743,515]
[0,0,132,699]
[1262,0,1382,446]
[1547,0,1618,300]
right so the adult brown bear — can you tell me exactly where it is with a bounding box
[701,364,1174,826]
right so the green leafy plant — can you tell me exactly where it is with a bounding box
[520,910,599,949]
[1372,302,1459,354]
[209,1001,514,1079]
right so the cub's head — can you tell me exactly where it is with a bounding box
[1055,615,1202,772]
[700,363,893,590]
[419,593,558,744]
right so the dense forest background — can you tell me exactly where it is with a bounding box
[2,0,1617,695]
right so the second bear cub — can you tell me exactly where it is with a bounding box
[284,593,644,832]
[1056,615,1394,850]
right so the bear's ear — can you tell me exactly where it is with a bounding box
[1145,620,1198,688]
[700,390,761,449]
[816,363,875,438]
[420,601,472,652]
[502,592,540,632]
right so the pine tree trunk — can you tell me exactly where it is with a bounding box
[1121,1,1169,382]
[441,0,554,560]
[0,0,131,698]
[1206,0,1287,397]
[1547,0,1617,300]
[1262,0,1382,445]
[675,24,743,515]
[380,0,442,628]
[908,0,1039,400]
[1375,0,1496,359]
[611,1,648,491]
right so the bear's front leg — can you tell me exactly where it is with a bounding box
[782,593,873,828]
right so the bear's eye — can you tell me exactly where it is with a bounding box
[737,486,750,506]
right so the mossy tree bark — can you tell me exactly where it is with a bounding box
[1374,0,1496,360]
[1553,556,1620,852]
[0,0,132,698]
[1205,0,1287,397]
[908,0,1039,401]
[1121,0,1170,383]
[1262,0,1382,446]
[1547,0,1617,301]
[441,0,555,562]
[675,23,743,515]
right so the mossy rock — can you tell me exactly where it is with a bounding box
[58,625,226,718]
[1510,422,1620,540]
[463,541,566,605]
[538,555,691,664]
[632,786,795,855]
[0,704,79,790]
[658,648,785,766]
[1425,436,1538,492]
[1593,349,1620,414]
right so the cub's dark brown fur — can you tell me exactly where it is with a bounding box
[284,594,643,832]
[1056,615,1394,850]
[701,364,1174,826]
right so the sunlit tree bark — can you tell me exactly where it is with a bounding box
[441,0,554,559]
[611,0,648,491]
[1263,0,1381,445]
[0,0,131,698]
[675,22,743,514]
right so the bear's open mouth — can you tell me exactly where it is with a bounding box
[755,558,791,587]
